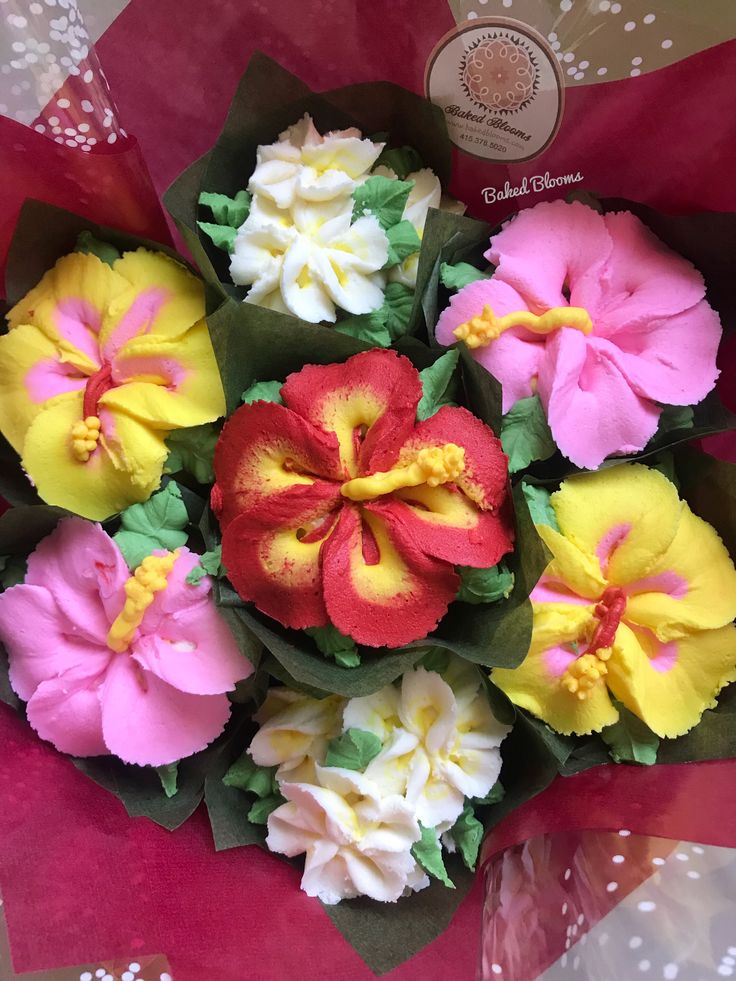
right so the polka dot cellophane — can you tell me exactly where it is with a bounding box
[0,0,127,150]
[448,0,736,87]
[480,830,736,979]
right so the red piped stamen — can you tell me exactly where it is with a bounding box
[298,509,340,545]
[82,362,114,418]
[360,513,380,566]
[588,586,626,653]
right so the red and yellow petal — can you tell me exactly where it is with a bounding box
[366,484,514,568]
[280,349,422,479]
[388,405,509,513]
[212,400,343,530]
[222,486,343,630]
[321,504,459,648]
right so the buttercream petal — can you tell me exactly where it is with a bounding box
[368,484,513,568]
[221,487,342,631]
[21,394,166,520]
[0,584,110,700]
[342,685,402,741]
[607,621,736,738]
[300,135,383,179]
[230,219,294,287]
[486,200,612,313]
[596,302,721,406]
[212,399,343,529]
[103,249,205,356]
[321,505,459,647]
[624,504,736,639]
[0,323,87,452]
[247,158,301,209]
[25,517,128,639]
[399,667,457,753]
[281,349,422,479]
[280,236,340,323]
[26,674,107,757]
[402,169,442,232]
[8,252,127,365]
[492,634,619,736]
[538,329,660,469]
[596,211,708,335]
[535,524,607,600]
[103,323,225,429]
[386,405,509,514]
[550,464,683,585]
[100,654,232,766]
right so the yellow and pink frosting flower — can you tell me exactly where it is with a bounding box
[493,464,736,738]
[0,249,226,520]
[212,349,514,648]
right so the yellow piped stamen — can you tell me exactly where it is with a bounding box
[71,415,102,463]
[106,550,179,653]
[560,647,612,701]
[453,304,593,349]
[341,444,466,502]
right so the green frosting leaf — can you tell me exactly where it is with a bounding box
[374,145,423,179]
[456,563,514,605]
[0,554,27,589]
[352,175,414,230]
[384,220,421,269]
[452,803,484,870]
[411,824,455,889]
[156,762,179,799]
[113,482,189,570]
[658,404,695,433]
[521,483,560,532]
[199,189,251,228]
[601,702,660,765]
[439,261,489,292]
[186,545,225,586]
[335,310,392,348]
[473,780,505,806]
[223,750,279,797]
[241,379,284,405]
[500,395,557,473]
[247,794,285,825]
[417,349,460,421]
[74,230,121,266]
[197,221,237,254]
[305,625,361,668]
[383,282,415,340]
[325,728,383,771]
[164,422,219,484]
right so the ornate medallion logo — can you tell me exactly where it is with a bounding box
[426,17,564,163]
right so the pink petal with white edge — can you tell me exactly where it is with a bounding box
[599,301,721,406]
[132,603,252,696]
[594,211,708,336]
[538,330,660,470]
[25,518,129,640]
[100,654,232,766]
[486,200,612,313]
[435,278,544,412]
[0,584,111,700]
[26,675,107,757]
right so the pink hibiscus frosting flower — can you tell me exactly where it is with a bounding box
[435,200,722,469]
[0,518,252,766]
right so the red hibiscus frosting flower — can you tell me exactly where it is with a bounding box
[212,349,513,647]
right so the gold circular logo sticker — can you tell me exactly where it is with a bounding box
[426,17,564,163]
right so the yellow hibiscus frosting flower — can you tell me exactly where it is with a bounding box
[493,464,736,738]
[0,249,225,520]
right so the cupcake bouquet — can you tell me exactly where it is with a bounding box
[0,56,735,972]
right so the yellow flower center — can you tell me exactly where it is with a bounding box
[340,443,465,502]
[560,647,612,700]
[107,550,179,653]
[453,304,593,349]
[71,415,102,463]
